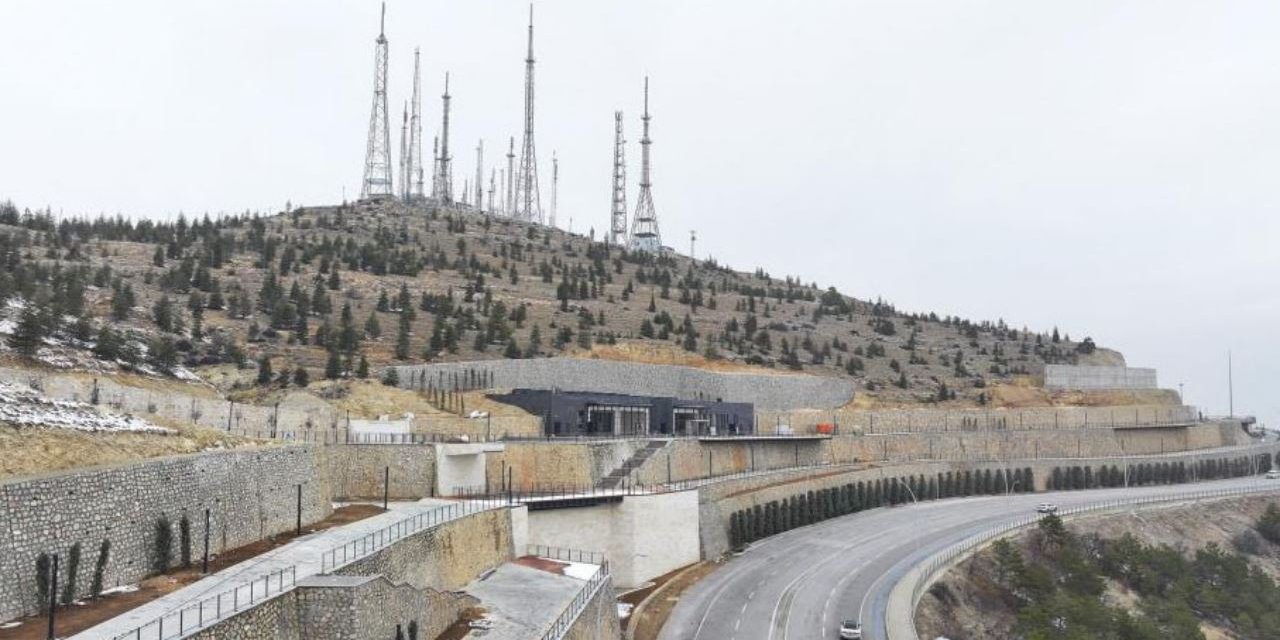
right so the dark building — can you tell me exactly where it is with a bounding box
[488,389,754,437]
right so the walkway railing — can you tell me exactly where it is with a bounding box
[526,544,607,566]
[109,567,295,640]
[538,557,612,640]
[888,480,1280,640]
[319,500,501,573]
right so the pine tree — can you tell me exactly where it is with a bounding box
[324,349,341,380]
[365,310,382,339]
[357,355,370,379]
[256,355,273,385]
[395,309,411,359]
[6,303,45,357]
[293,367,310,387]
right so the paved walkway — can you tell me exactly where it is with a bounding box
[73,499,475,640]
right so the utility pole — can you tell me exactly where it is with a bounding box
[1228,349,1235,417]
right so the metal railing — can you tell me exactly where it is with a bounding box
[526,544,607,566]
[319,500,501,573]
[891,480,1280,640]
[538,558,612,640]
[110,567,296,640]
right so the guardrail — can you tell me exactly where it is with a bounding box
[888,480,1280,640]
[319,500,501,573]
[526,544,607,566]
[110,567,296,640]
[538,558,612,640]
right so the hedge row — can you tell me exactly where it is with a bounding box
[1047,453,1272,491]
[728,467,1035,549]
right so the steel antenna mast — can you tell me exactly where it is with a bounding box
[549,152,559,228]
[436,73,453,204]
[398,103,409,201]
[629,77,662,252]
[610,111,628,246]
[409,48,424,200]
[505,137,516,217]
[360,2,393,199]
[475,140,485,213]
[514,5,543,223]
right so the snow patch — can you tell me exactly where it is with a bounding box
[617,603,633,619]
[100,584,140,595]
[0,382,173,434]
[560,560,601,581]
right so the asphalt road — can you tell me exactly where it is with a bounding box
[659,476,1276,640]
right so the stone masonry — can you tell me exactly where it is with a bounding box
[1044,365,1158,390]
[0,446,331,621]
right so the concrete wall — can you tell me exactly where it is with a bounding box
[526,491,701,589]
[632,439,828,485]
[322,444,436,501]
[1044,365,1158,390]
[394,358,855,410]
[435,443,503,495]
[0,446,332,620]
[332,507,515,591]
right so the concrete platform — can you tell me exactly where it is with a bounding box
[463,562,594,639]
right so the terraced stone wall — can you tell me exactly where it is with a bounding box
[0,446,331,621]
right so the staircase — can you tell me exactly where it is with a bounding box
[597,440,668,489]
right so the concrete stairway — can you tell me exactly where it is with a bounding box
[597,440,667,489]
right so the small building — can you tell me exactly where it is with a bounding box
[348,413,413,436]
[488,389,754,437]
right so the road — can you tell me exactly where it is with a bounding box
[659,476,1277,640]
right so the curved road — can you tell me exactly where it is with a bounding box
[660,476,1277,640]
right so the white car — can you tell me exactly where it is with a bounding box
[1266,470,1280,480]
[1036,503,1058,514]
[839,620,862,639]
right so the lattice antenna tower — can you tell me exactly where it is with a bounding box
[610,111,628,246]
[489,169,497,213]
[436,73,453,204]
[475,140,485,213]
[430,136,440,200]
[549,152,559,228]
[360,3,393,199]
[409,48,425,200]
[629,77,662,252]
[514,5,543,223]
[398,103,409,201]
[505,137,516,217]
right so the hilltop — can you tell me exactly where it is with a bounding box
[0,198,1137,409]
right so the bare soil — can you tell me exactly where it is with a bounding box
[629,562,718,640]
[0,504,385,640]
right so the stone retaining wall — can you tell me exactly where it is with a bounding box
[757,404,1195,435]
[1045,364,1158,390]
[332,508,515,592]
[0,446,332,621]
[322,445,436,501]
[563,574,623,640]
[393,359,855,410]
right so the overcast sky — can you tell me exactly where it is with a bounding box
[1,1,1276,427]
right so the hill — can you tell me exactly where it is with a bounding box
[0,197,1121,408]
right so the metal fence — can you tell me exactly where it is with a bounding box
[110,567,296,640]
[526,544,607,566]
[538,558,612,640]
[893,481,1280,640]
[319,500,501,573]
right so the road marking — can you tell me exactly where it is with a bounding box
[693,558,765,640]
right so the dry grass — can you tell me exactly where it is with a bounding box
[0,424,266,481]
[579,340,807,375]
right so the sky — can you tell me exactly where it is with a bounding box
[0,1,1276,427]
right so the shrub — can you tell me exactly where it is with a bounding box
[61,542,81,605]
[91,540,110,597]
[35,553,51,606]
[1255,503,1280,545]
[180,514,192,568]
[153,515,173,573]
[1233,530,1264,556]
